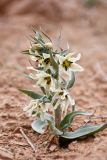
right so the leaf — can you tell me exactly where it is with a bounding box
[66,71,75,89]
[31,119,48,134]
[22,49,35,56]
[55,29,62,48]
[72,104,75,112]
[41,30,52,43]
[32,32,45,46]
[24,74,36,82]
[48,121,63,136]
[60,111,91,130]
[61,123,107,139]
[61,49,68,56]
[49,51,59,79]
[45,113,54,121]
[19,89,42,99]
[22,50,30,55]
[35,32,45,44]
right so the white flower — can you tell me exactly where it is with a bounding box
[41,53,51,69]
[36,72,54,90]
[52,88,75,115]
[57,52,83,74]
[29,48,42,63]
[23,99,49,121]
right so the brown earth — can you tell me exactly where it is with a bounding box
[0,0,107,159]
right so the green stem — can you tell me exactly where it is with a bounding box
[55,105,61,128]
[72,105,75,112]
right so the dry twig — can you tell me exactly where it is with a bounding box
[20,127,36,153]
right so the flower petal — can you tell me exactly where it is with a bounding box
[56,54,64,64]
[66,52,75,59]
[26,66,37,71]
[71,63,84,72]
[70,53,81,62]
[43,53,50,59]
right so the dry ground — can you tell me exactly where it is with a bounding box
[0,0,107,159]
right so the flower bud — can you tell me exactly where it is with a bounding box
[32,44,43,50]
[45,42,53,49]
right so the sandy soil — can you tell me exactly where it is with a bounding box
[0,0,107,159]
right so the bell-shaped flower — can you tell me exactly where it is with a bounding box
[29,47,42,63]
[57,52,83,74]
[23,99,49,121]
[36,72,54,90]
[41,53,51,69]
[51,88,75,115]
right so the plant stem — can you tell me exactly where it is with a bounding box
[55,105,61,128]
[72,105,75,112]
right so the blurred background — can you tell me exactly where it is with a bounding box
[0,0,107,159]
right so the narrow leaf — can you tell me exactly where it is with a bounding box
[45,113,54,122]
[61,123,107,139]
[24,73,36,82]
[66,71,75,89]
[22,50,30,55]
[35,32,45,44]
[61,49,68,56]
[49,51,59,79]
[19,89,42,99]
[60,111,91,130]
[41,30,52,43]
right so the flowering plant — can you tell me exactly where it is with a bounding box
[20,30,107,143]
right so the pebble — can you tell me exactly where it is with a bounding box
[49,145,57,152]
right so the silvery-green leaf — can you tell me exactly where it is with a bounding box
[61,49,68,56]
[55,28,61,46]
[31,119,48,134]
[35,32,45,44]
[32,33,44,46]
[49,51,59,79]
[41,30,52,43]
[45,113,54,121]
[49,121,63,136]
[66,71,75,89]
[22,50,31,55]
[32,37,44,46]
[61,123,107,139]
[72,104,75,112]
[60,111,91,130]
[19,89,42,99]
[24,74,36,82]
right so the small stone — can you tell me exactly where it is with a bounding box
[49,145,57,152]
